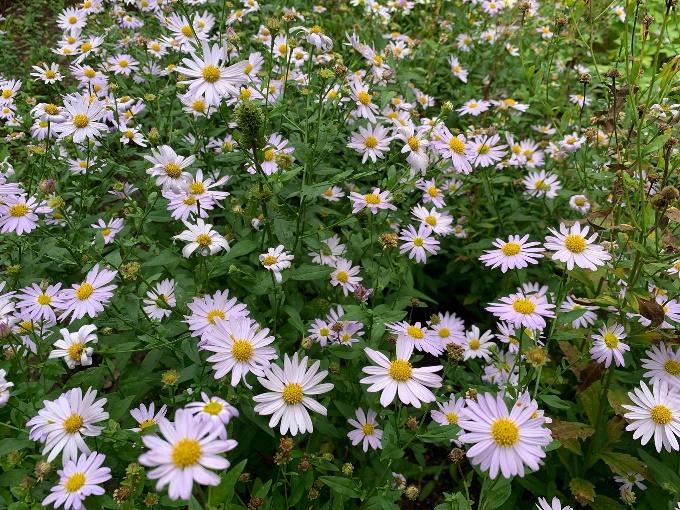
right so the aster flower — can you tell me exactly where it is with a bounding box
[347,408,383,451]
[399,224,439,263]
[350,82,379,123]
[145,145,195,190]
[27,387,108,462]
[613,472,646,492]
[559,296,598,328]
[569,194,591,213]
[142,279,176,321]
[361,338,443,408]
[175,42,249,106]
[253,352,334,435]
[543,222,611,271]
[0,369,13,407]
[55,94,107,143]
[463,326,495,361]
[185,290,249,340]
[411,205,454,235]
[330,258,363,296]
[130,402,168,432]
[433,126,472,174]
[185,392,239,438]
[139,409,237,500]
[90,218,123,245]
[15,282,61,323]
[201,317,278,387]
[174,219,230,258]
[486,291,555,330]
[348,188,397,214]
[431,395,466,427]
[457,98,491,116]
[458,392,552,478]
[260,245,294,283]
[589,323,629,368]
[49,325,97,369]
[466,134,507,168]
[386,321,443,356]
[428,312,466,346]
[54,264,117,323]
[416,179,446,208]
[641,342,680,390]
[31,63,63,84]
[347,124,392,163]
[308,234,346,266]
[42,451,111,510]
[479,234,545,273]
[0,194,51,235]
[622,381,680,452]
[523,171,562,199]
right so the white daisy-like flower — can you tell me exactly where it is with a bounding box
[348,187,397,214]
[259,245,294,283]
[641,342,680,390]
[428,312,466,346]
[201,317,278,387]
[569,194,591,213]
[463,326,495,361]
[130,402,168,432]
[175,42,249,106]
[174,219,230,258]
[42,451,111,510]
[543,223,611,271]
[55,94,107,144]
[330,258,363,296]
[411,205,454,235]
[523,171,561,199]
[589,323,629,368]
[347,124,392,163]
[622,381,680,452]
[142,279,176,321]
[139,409,237,500]
[486,291,556,330]
[431,395,466,427]
[15,282,61,323]
[253,352,334,435]
[185,392,239,438]
[54,264,117,323]
[27,387,109,462]
[347,408,383,451]
[144,145,195,190]
[536,497,573,510]
[361,338,443,408]
[458,392,552,478]
[559,296,598,328]
[185,290,249,340]
[399,224,440,263]
[49,324,97,369]
[479,234,545,273]
[386,320,443,356]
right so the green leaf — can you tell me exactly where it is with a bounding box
[288,264,333,281]
[418,425,461,443]
[598,451,648,479]
[638,449,680,494]
[479,477,511,510]
[539,394,572,410]
[0,438,32,457]
[319,476,361,498]
[210,459,248,505]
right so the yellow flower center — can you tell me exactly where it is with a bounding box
[425,215,437,226]
[478,144,490,155]
[491,417,520,447]
[262,255,278,266]
[202,65,221,83]
[196,233,212,246]
[413,237,424,247]
[406,325,424,339]
[75,283,94,301]
[364,135,378,149]
[181,25,193,37]
[389,359,412,382]
[361,423,374,435]
[67,342,85,361]
[37,293,52,305]
[427,186,439,197]
[603,332,619,349]
[278,44,288,55]
[63,414,84,434]
[139,418,156,430]
[191,100,205,112]
[206,309,225,324]
[407,136,420,151]
[84,68,96,78]
[72,114,89,128]
[575,197,586,206]
[231,339,254,362]
[64,472,86,493]
[45,69,57,79]
[564,234,586,254]
[9,204,28,217]
[203,401,223,415]
[438,327,450,338]
[171,438,202,467]
[650,404,673,425]
[319,327,330,336]
[101,227,112,237]
[501,242,521,256]
[445,412,458,424]
[512,298,536,315]
[335,270,349,283]
[282,383,304,405]
[263,148,275,162]
[68,15,78,24]
[357,91,371,105]
[1,89,11,99]
[245,63,253,73]
[469,339,480,350]
[189,182,205,195]
[664,359,680,376]
[240,88,252,100]
[164,163,181,178]
[364,193,380,205]
[44,103,59,115]
[118,60,129,68]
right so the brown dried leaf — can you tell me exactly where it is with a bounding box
[549,419,595,441]
[637,297,665,327]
